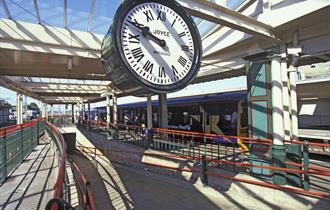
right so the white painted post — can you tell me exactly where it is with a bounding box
[289,31,300,140]
[281,55,291,141]
[271,55,285,146]
[106,95,111,126]
[50,104,54,124]
[289,70,299,139]
[44,104,48,122]
[88,102,91,130]
[112,94,117,125]
[16,93,23,124]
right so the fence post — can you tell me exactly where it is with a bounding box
[3,129,7,180]
[201,155,208,186]
[303,140,310,190]
[204,136,207,156]
[21,125,24,161]
[37,120,40,145]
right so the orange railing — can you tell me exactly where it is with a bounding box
[71,160,97,210]
[81,121,330,198]
[45,121,67,210]
[77,144,330,199]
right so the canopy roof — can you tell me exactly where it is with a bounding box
[1,0,329,104]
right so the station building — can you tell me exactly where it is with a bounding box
[0,0,329,209]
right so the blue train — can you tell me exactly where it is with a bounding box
[93,90,248,137]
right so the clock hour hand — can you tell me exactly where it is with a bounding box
[129,21,166,47]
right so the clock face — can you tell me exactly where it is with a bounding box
[119,2,196,86]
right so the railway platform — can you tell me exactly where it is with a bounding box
[1,0,330,209]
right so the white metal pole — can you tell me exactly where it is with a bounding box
[281,55,291,141]
[16,93,23,124]
[106,95,111,126]
[271,55,285,146]
[112,94,117,124]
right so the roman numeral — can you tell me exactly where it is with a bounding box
[178,56,187,67]
[172,65,179,76]
[143,60,154,73]
[159,66,165,78]
[128,33,140,44]
[131,47,144,63]
[144,10,154,22]
[178,32,186,38]
[181,45,190,52]
[129,19,144,27]
[156,10,166,22]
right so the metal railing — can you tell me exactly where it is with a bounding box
[71,160,96,210]
[0,119,45,183]
[86,120,330,194]
[45,121,68,210]
[46,121,97,210]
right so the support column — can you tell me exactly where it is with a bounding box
[82,103,86,121]
[289,70,298,139]
[289,31,300,140]
[271,54,286,185]
[146,95,153,148]
[88,102,91,130]
[147,95,153,130]
[50,105,54,124]
[112,94,117,125]
[158,94,168,129]
[281,55,291,141]
[72,104,75,124]
[44,104,48,122]
[106,95,111,127]
[77,103,82,125]
[16,93,23,125]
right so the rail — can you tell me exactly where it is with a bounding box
[71,160,97,210]
[85,121,330,192]
[77,144,330,199]
[45,121,67,210]
[0,118,45,183]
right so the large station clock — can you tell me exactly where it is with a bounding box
[101,0,202,96]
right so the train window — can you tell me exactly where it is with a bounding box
[200,112,203,124]
[206,113,210,125]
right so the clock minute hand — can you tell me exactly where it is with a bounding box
[129,21,166,47]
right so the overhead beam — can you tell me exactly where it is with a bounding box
[35,92,101,97]
[20,81,110,88]
[177,0,280,41]
[88,0,96,32]
[33,0,41,24]
[0,76,45,102]
[1,0,11,19]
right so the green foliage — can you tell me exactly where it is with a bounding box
[27,102,40,113]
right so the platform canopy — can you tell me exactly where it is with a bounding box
[0,0,329,104]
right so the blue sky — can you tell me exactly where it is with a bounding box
[1,0,120,35]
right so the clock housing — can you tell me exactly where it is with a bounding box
[101,0,202,96]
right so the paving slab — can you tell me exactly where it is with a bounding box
[0,132,58,210]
